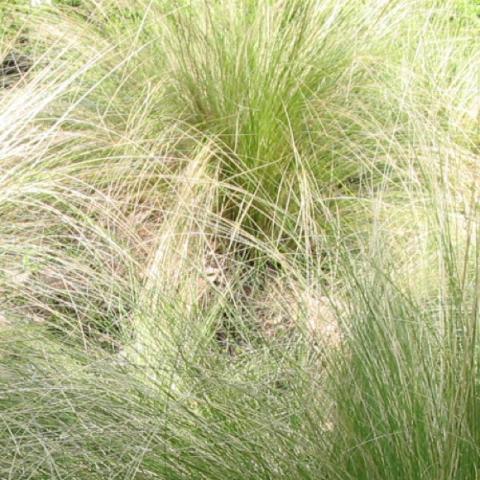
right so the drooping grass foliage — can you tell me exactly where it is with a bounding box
[0,0,479,478]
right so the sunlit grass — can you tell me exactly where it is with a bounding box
[0,0,479,478]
